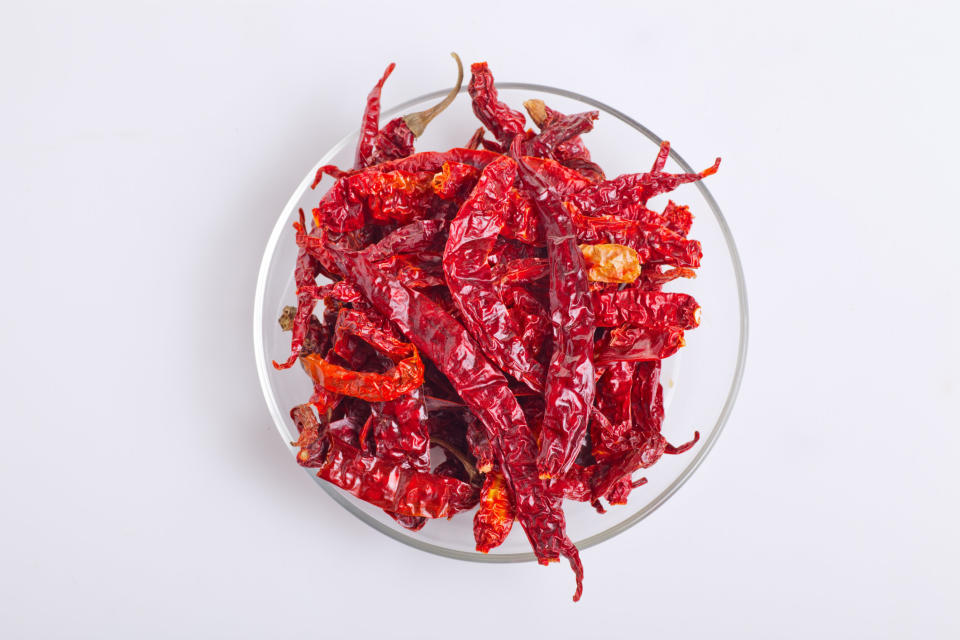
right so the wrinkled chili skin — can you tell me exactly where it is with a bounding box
[307,437,479,518]
[316,169,439,233]
[592,289,701,329]
[300,340,423,403]
[374,148,501,174]
[592,362,635,461]
[512,137,596,480]
[432,162,480,201]
[524,99,605,181]
[443,155,545,392]
[594,325,685,365]
[468,62,527,146]
[525,110,599,159]
[367,117,416,166]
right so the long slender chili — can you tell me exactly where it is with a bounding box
[468,62,527,146]
[354,63,395,170]
[511,136,596,480]
[443,155,545,392]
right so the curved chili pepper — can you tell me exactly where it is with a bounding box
[325,243,583,600]
[311,164,351,190]
[524,107,599,159]
[366,53,465,166]
[355,63,395,170]
[524,99,605,181]
[592,289,701,329]
[569,150,721,212]
[443,155,546,392]
[511,136,596,480]
[301,339,423,403]
[468,62,527,146]
[273,213,324,370]
[474,471,515,553]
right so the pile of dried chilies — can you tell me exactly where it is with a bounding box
[274,54,719,601]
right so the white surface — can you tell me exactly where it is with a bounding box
[1,2,957,637]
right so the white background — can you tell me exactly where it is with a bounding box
[2,1,958,637]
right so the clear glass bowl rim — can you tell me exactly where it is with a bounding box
[253,82,749,563]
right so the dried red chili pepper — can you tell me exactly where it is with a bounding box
[593,325,686,366]
[468,62,527,146]
[523,99,605,181]
[639,264,697,289]
[474,471,515,553]
[305,435,479,518]
[511,136,596,480]
[592,289,701,329]
[569,149,720,214]
[592,361,635,461]
[301,329,423,403]
[524,106,599,160]
[273,213,325,370]
[354,63,396,169]
[353,54,464,169]
[364,219,446,262]
[316,169,440,232]
[443,155,546,392]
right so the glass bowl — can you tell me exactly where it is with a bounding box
[254,83,748,562]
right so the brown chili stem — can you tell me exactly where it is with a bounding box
[430,434,480,484]
[402,52,464,137]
